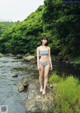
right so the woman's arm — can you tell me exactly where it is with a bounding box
[36,47,40,67]
[48,47,53,70]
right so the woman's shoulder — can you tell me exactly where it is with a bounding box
[47,46,50,50]
[37,46,41,50]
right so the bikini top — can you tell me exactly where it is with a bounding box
[39,50,49,56]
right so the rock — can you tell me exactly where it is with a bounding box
[6,53,13,57]
[12,74,18,77]
[49,83,53,88]
[18,85,24,92]
[25,78,54,113]
[18,77,29,92]
[25,94,54,113]
[24,53,30,56]
[46,83,54,90]
[16,54,23,59]
[65,61,69,64]
[23,81,29,87]
[23,55,35,62]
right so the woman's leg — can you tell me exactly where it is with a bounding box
[43,64,50,93]
[38,64,44,91]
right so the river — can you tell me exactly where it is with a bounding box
[0,56,37,113]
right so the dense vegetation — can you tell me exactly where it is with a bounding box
[0,0,80,61]
[49,71,80,113]
[0,21,13,37]
[43,0,80,58]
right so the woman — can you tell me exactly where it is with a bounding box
[36,36,53,95]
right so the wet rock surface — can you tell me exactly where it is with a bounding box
[25,77,54,113]
[18,77,29,92]
[16,54,23,59]
[23,55,35,63]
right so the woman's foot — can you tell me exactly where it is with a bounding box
[42,90,46,95]
[40,87,43,93]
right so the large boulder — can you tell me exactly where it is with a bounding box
[18,77,29,92]
[25,78,54,113]
[23,55,35,63]
[16,54,23,59]
[25,94,54,113]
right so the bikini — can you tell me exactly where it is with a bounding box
[39,50,51,67]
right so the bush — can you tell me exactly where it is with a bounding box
[49,72,80,113]
[0,53,4,57]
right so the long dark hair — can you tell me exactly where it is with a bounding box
[40,36,48,46]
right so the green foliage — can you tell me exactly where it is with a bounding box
[69,56,80,69]
[0,21,13,36]
[49,72,80,113]
[0,5,44,54]
[49,71,61,83]
[0,53,4,57]
[43,0,80,57]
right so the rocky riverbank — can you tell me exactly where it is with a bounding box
[0,55,54,113]
[1,52,80,70]
[22,76,54,113]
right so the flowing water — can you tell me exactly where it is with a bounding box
[0,56,36,113]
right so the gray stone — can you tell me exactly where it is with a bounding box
[16,54,23,59]
[18,77,29,92]
[6,53,13,57]
[23,55,35,62]
[12,74,18,77]
[25,94,54,113]
[25,78,54,113]
[18,84,24,92]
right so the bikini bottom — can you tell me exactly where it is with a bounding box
[39,61,50,67]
